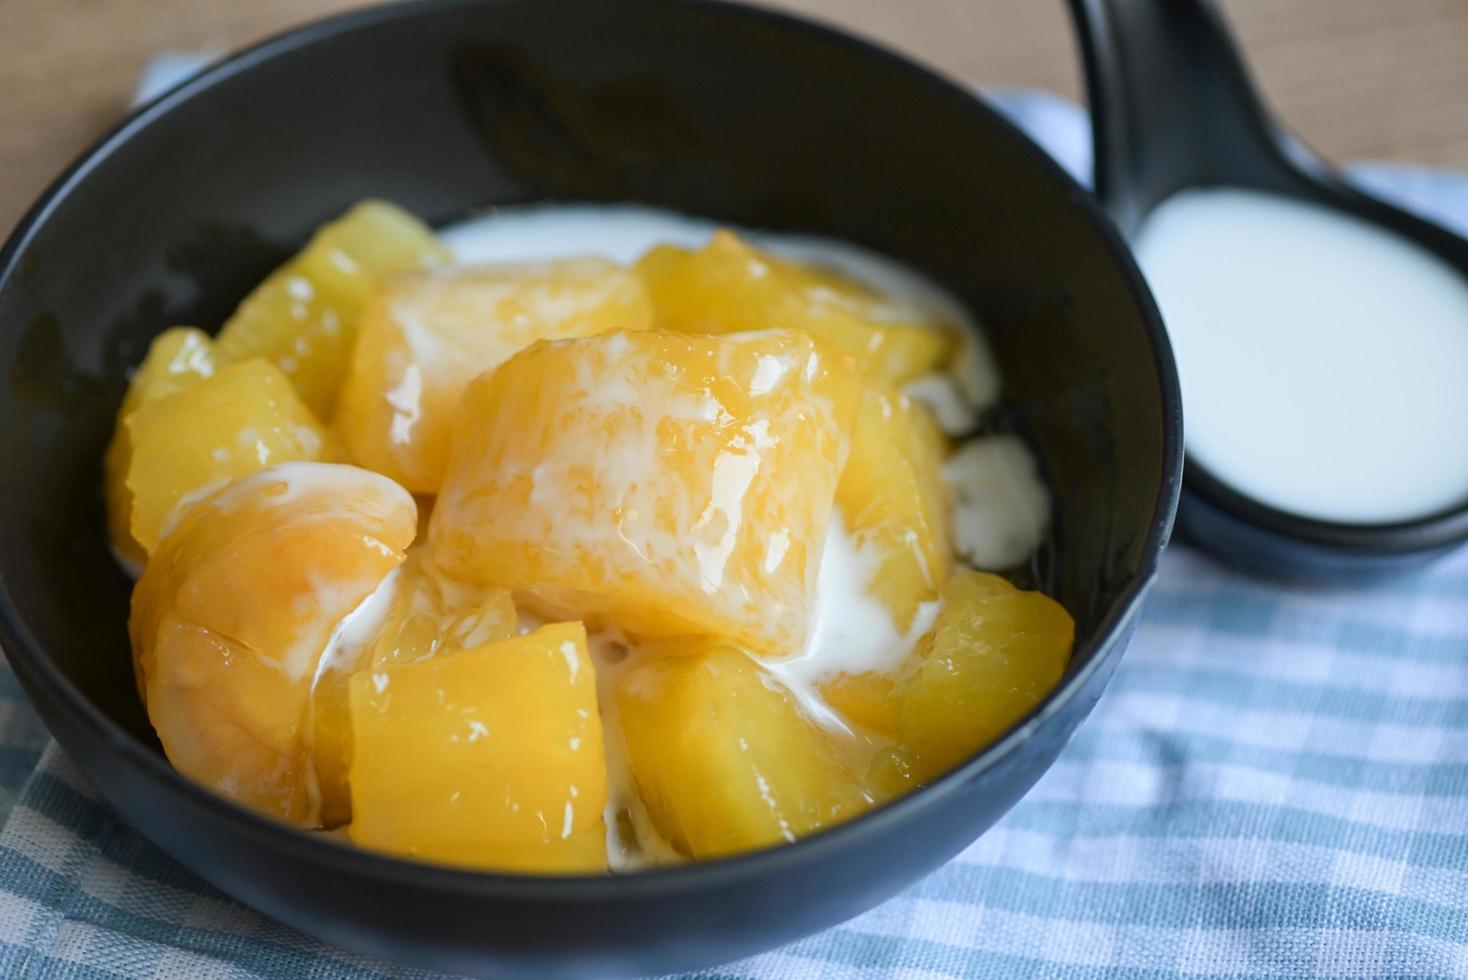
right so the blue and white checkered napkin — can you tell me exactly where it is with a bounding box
[4,76,1468,978]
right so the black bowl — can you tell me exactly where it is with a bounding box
[0,1,1182,975]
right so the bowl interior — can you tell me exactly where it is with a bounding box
[0,0,1177,964]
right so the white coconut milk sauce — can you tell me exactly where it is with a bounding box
[1135,188,1468,524]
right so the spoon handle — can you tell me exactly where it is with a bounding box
[1066,0,1292,233]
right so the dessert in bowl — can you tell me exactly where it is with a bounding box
[111,199,1075,871]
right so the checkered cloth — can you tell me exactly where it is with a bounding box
[4,79,1468,977]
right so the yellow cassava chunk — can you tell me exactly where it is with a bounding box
[636,230,952,384]
[334,258,652,493]
[105,327,217,566]
[129,463,415,826]
[365,550,517,672]
[429,329,863,653]
[347,622,608,873]
[124,358,330,555]
[214,201,449,415]
[885,571,1074,788]
[116,327,217,417]
[836,384,951,631]
[309,551,515,828]
[817,670,901,737]
[616,644,869,859]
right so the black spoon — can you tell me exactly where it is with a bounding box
[1067,0,1468,580]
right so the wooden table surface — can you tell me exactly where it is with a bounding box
[3,0,1467,238]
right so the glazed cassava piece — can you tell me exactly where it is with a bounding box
[616,642,869,859]
[348,622,609,872]
[212,200,449,416]
[129,463,416,826]
[429,327,865,654]
[836,382,952,632]
[334,257,652,493]
[636,229,954,384]
[871,571,1076,792]
[120,358,331,558]
[104,326,218,566]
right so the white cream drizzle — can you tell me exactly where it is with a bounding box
[587,624,684,871]
[313,566,403,686]
[755,511,942,736]
[903,373,981,435]
[943,436,1051,571]
[300,563,403,826]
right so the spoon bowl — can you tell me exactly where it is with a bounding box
[1069,0,1468,579]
